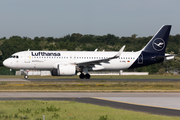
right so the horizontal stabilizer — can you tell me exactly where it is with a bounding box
[151,54,174,61]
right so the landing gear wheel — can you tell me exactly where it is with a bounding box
[24,75,29,79]
[85,74,91,79]
[79,73,85,79]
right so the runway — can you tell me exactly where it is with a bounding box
[1,78,180,116]
[1,78,180,82]
[0,92,180,117]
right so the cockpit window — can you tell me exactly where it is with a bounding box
[10,55,19,59]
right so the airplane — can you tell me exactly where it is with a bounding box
[3,25,174,79]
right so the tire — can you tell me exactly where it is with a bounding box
[24,75,29,79]
[85,74,91,79]
[79,73,85,79]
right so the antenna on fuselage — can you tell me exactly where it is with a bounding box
[28,49,30,51]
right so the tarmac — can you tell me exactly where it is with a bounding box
[0,78,180,116]
[0,92,180,116]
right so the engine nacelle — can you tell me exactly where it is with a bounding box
[51,64,76,76]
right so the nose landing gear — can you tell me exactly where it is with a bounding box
[24,75,29,79]
[23,70,29,79]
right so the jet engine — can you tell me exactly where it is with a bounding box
[51,64,76,76]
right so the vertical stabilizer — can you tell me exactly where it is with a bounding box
[142,25,171,54]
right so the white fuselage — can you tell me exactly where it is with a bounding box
[3,50,142,71]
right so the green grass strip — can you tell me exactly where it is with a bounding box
[0,100,179,120]
[1,80,180,91]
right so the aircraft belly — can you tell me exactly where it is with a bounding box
[101,60,134,70]
[18,60,53,69]
[34,61,53,69]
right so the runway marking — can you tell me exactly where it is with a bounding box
[92,97,180,111]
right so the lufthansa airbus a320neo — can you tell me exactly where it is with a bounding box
[3,25,174,79]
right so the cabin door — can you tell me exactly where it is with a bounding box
[138,54,143,64]
[24,51,30,63]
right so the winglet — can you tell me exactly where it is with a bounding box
[94,48,98,52]
[115,45,125,58]
[109,45,125,60]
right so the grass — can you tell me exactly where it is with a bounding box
[0,100,179,120]
[0,80,180,91]
[0,75,180,91]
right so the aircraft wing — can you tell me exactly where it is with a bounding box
[75,45,125,66]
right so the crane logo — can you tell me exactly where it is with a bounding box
[152,38,165,51]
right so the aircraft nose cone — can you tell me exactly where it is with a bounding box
[3,59,10,68]
[3,59,7,67]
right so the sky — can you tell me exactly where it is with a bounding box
[0,0,180,39]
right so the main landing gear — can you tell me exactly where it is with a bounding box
[79,72,91,79]
[79,67,91,79]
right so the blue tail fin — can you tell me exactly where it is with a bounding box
[142,25,171,53]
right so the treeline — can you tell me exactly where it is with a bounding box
[0,33,180,74]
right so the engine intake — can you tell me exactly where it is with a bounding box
[51,64,76,76]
